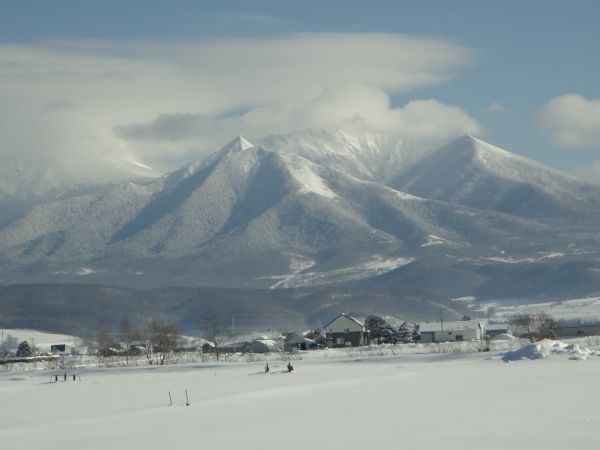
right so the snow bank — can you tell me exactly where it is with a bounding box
[501,343,547,361]
[502,339,598,362]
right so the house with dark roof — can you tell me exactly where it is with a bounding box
[323,313,371,348]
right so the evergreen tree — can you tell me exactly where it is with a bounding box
[397,322,414,344]
[366,315,397,344]
[16,341,32,357]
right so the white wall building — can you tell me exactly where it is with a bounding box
[418,320,484,343]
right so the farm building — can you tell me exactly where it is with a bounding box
[247,339,278,353]
[323,313,371,348]
[418,320,484,343]
[557,323,600,338]
[50,344,70,354]
[485,322,511,338]
[285,336,317,351]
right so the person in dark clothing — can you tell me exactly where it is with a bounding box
[287,361,293,373]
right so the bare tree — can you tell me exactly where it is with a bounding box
[119,318,139,367]
[146,319,180,365]
[200,311,226,361]
[275,330,297,360]
[143,334,154,365]
[96,318,113,357]
[513,312,558,342]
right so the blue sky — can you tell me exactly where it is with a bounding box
[1,0,599,178]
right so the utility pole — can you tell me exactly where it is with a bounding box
[439,308,445,342]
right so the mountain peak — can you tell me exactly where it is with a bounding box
[224,135,254,153]
[443,134,517,161]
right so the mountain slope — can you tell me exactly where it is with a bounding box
[0,152,157,201]
[258,129,433,183]
[392,135,600,222]
[0,136,554,288]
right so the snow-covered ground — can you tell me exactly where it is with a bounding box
[264,255,414,288]
[2,343,600,450]
[489,296,600,322]
[1,328,80,353]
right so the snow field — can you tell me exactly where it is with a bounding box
[1,347,600,450]
[0,328,80,353]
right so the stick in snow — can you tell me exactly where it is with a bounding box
[185,390,190,407]
[168,391,173,406]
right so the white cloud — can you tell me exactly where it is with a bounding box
[0,34,477,173]
[536,94,600,148]
[486,101,504,113]
[117,84,480,158]
[572,160,600,185]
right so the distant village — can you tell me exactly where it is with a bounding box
[3,311,600,367]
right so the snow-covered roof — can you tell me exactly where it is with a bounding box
[323,312,365,329]
[286,336,316,345]
[485,322,510,331]
[251,339,278,347]
[418,320,483,333]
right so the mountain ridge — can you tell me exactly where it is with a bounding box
[0,131,598,332]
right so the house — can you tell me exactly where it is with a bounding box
[418,320,484,343]
[285,336,317,352]
[201,342,215,353]
[557,323,600,338]
[50,344,70,354]
[485,322,511,338]
[221,341,248,353]
[323,313,371,348]
[247,339,278,353]
[71,346,89,355]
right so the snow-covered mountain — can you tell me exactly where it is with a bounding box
[0,152,157,201]
[392,135,600,222]
[0,135,545,287]
[0,131,598,311]
[258,128,434,183]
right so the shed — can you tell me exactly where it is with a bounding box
[485,322,511,338]
[285,336,317,351]
[418,320,484,343]
[50,344,70,354]
[201,342,216,353]
[248,339,278,353]
[557,323,600,338]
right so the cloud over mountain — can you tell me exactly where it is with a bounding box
[0,33,475,173]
